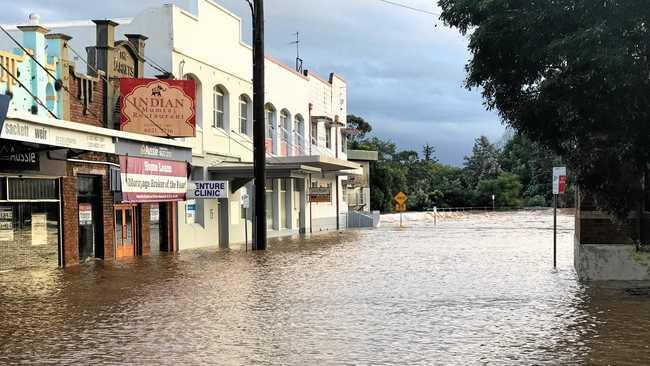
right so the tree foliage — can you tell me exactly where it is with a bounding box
[347,115,569,212]
[438,0,650,220]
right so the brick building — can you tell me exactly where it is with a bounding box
[0,15,191,270]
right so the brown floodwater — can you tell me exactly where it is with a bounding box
[1,210,650,365]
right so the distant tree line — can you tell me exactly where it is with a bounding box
[347,115,573,213]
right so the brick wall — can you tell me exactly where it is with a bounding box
[67,66,105,127]
[62,154,116,267]
[140,204,151,256]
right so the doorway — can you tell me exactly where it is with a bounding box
[114,204,136,259]
[77,176,102,261]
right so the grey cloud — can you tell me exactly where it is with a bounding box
[0,0,503,165]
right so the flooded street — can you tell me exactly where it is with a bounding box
[2,210,650,365]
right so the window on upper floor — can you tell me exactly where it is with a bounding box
[265,106,276,139]
[239,95,250,136]
[325,126,332,149]
[280,110,290,143]
[294,115,305,147]
[311,121,318,145]
[213,85,227,130]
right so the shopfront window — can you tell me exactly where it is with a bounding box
[0,177,60,271]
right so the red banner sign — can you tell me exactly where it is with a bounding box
[119,155,188,203]
[120,79,196,137]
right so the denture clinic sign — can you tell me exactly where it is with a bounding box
[120,79,196,137]
[119,155,188,203]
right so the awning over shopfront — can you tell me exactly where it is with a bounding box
[209,163,321,180]
[271,155,361,172]
[208,162,321,193]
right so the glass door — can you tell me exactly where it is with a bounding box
[115,205,136,259]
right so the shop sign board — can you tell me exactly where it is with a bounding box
[309,186,332,203]
[0,206,13,241]
[1,118,115,153]
[116,139,192,162]
[120,79,196,137]
[553,167,567,195]
[119,155,188,203]
[0,143,39,171]
[187,181,229,200]
[79,203,93,225]
[31,213,47,246]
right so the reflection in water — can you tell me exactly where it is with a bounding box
[1,210,649,364]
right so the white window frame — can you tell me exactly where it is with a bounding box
[239,97,249,135]
[213,86,225,130]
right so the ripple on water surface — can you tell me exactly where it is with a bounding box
[1,210,649,365]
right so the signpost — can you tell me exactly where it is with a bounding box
[394,192,408,227]
[552,167,567,268]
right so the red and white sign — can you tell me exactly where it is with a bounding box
[119,155,188,203]
[553,167,567,195]
[120,79,196,137]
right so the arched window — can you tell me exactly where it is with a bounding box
[184,74,202,128]
[265,104,276,139]
[279,109,290,143]
[239,95,251,135]
[213,85,228,130]
[294,114,305,150]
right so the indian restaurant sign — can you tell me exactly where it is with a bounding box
[120,79,196,137]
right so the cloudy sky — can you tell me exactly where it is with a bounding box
[0,0,505,165]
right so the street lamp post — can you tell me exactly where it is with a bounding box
[247,0,267,250]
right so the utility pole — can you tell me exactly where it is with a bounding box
[250,0,266,250]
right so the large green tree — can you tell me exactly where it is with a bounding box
[439,0,650,222]
[463,136,501,189]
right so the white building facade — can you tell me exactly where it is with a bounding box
[30,0,361,249]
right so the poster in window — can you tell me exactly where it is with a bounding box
[79,203,93,225]
[31,213,47,246]
[0,206,13,241]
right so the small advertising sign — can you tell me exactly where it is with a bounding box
[31,213,47,246]
[186,200,196,224]
[187,181,229,200]
[0,206,13,241]
[552,167,567,195]
[79,203,93,225]
[120,78,196,137]
[119,156,188,203]
[309,186,332,203]
[241,193,250,209]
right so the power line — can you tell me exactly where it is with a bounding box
[0,24,67,92]
[0,62,58,119]
[374,0,440,16]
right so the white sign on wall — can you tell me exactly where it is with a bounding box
[187,181,229,199]
[186,200,196,224]
[31,214,47,246]
[1,119,116,154]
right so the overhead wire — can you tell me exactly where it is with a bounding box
[0,62,58,119]
[0,24,106,121]
[373,0,440,16]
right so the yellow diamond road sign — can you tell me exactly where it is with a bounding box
[394,192,408,205]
